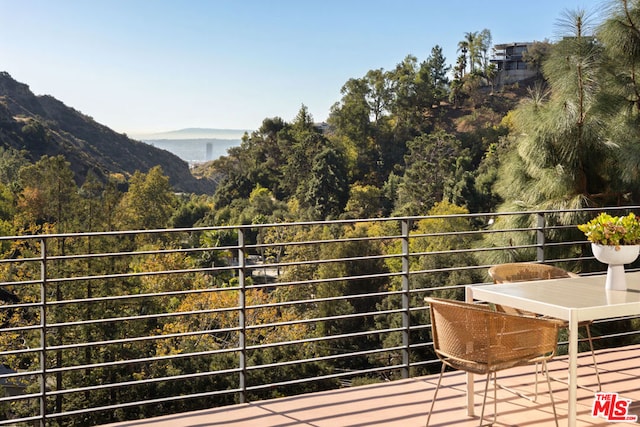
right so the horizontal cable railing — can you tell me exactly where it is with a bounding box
[0,207,639,426]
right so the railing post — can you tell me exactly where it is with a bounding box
[401,219,410,379]
[237,229,247,403]
[39,238,47,427]
[536,213,545,262]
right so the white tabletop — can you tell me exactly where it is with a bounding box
[470,271,640,322]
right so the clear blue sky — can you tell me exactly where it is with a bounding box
[1,0,603,135]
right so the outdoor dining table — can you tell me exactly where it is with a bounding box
[466,271,640,427]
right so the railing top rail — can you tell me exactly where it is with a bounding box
[1,205,637,242]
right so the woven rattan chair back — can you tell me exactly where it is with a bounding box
[488,262,579,285]
[488,263,578,316]
[425,297,561,426]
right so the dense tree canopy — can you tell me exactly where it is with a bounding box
[8,7,640,234]
[3,6,640,258]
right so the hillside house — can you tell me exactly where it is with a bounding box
[490,42,537,86]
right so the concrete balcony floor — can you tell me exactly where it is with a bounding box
[105,344,640,427]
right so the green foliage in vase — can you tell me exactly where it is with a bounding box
[577,212,640,247]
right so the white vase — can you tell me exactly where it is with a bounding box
[591,244,640,291]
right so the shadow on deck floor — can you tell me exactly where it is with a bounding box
[104,344,640,427]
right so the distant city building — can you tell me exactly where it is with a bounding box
[490,42,537,86]
[206,143,213,161]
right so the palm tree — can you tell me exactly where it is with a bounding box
[477,29,492,74]
[457,39,469,76]
[463,31,479,74]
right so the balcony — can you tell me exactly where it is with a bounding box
[0,207,639,426]
[103,344,640,426]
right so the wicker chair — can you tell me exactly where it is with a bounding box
[487,263,601,391]
[424,297,562,426]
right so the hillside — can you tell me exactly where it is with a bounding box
[0,72,214,194]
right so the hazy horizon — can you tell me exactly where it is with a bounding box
[131,127,251,141]
[143,136,242,164]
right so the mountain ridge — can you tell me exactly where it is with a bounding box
[0,72,214,194]
[132,128,251,141]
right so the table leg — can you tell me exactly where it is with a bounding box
[567,313,578,427]
[465,286,475,416]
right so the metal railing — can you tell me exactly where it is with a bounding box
[0,207,639,426]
